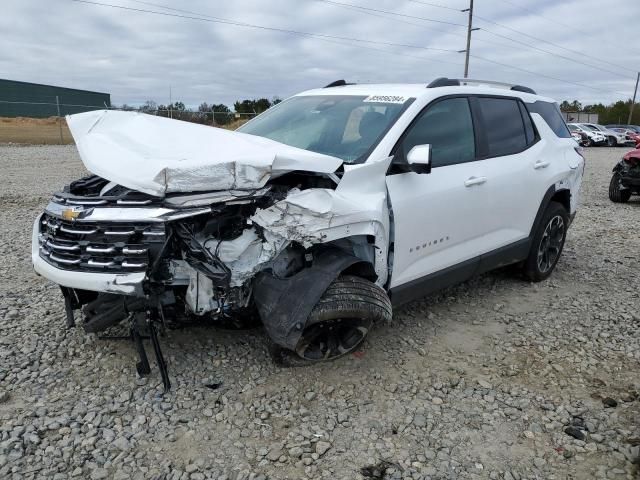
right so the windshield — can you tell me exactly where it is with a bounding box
[568,124,579,131]
[583,125,599,132]
[238,95,412,163]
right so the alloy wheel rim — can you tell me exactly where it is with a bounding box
[537,215,565,274]
[295,317,371,361]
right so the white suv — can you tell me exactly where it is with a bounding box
[33,77,584,387]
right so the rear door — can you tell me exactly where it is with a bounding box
[470,96,543,248]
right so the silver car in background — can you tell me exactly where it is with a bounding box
[580,123,632,146]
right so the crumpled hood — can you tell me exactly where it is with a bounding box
[66,110,343,197]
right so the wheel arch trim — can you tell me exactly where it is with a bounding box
[252,248,372,350]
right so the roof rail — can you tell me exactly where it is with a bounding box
[427,77,536,95]
[324,79,355,88]
[427,77,460,88]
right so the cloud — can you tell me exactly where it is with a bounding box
[1,0,638,107]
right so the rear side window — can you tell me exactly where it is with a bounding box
[476,97,528,157]
[526,101,572,138]
[518,102,536,144]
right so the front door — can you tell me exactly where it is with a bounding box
[386,96,492,290]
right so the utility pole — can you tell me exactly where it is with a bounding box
[627,72,639,124]
[461,0,478,78]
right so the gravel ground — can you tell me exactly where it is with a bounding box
[1,144,639,480]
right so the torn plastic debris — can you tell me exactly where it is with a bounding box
[210,228,288,287]
[66,110,344,197]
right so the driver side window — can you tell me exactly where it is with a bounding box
[398,97,476,168]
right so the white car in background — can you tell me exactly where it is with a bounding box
[568,123,606,146]
[580,123,631,146]
[32,77,585,388]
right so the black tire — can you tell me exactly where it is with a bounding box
[523,202,569,282]
[607,136,617,147]
[588,138,595,147]
[271,275,392,366]
[609,172,632,203]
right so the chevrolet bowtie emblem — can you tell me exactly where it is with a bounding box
[61,207,82,221]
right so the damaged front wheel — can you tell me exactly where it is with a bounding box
[272,276,392,366]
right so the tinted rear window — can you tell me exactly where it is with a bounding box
[526,101,571,138]
[477,97,527,157]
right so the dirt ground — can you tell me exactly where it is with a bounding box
[0,117,74,145]
[0,116,249,145]
[0,144,638,480]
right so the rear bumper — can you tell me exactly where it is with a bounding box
[32,215,145,296]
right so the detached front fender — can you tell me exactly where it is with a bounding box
[252,248,362,350]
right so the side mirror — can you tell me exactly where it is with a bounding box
[407,144,432,174]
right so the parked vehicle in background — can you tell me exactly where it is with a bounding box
[609,147,640,202]
[605,124,640,134]
[610,127,640,147]
[32,77,585,388]
[580,123,630,146]
[567,124,589,146]
[568,123,606,146]
[570,131,583,144]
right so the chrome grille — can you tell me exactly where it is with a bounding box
[38,213,166,273]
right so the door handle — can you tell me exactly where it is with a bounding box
[464,176,487,187]
[534,160,550,169]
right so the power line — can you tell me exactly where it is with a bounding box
[71,0,634,99]
[477,27,636,80]
[470,54,631,97]
[472,14,637,74]
[309,0,534,54]
[491,0,638,72]
[71,0,460,54]
[492,0,592,37]
[131,0,462,64]
[311,0,466,27]
[404,0,465,12]
[404,0,637,83]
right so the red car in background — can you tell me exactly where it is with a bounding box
[609,147,640,202]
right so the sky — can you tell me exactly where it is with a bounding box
[2,0,639,109]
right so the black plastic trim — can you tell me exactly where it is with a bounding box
[511,85,537,94]
[528,185,557,239]
[427,77,460,88]
[253,248,364,349]
[324,79,354,88]
[390,238,531,307]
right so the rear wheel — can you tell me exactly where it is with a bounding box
[271,275,392,366]
[607,136,617,147]
[523,202,568,282]
[609,172,631,203]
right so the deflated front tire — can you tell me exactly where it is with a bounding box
[271,275,392,366]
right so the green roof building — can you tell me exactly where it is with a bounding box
[0,79,111,118]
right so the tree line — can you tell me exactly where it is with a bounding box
[560,99,640,125]
[118,97,282,125]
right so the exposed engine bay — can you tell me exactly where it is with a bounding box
[33,111,393,390]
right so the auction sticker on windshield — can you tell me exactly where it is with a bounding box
[363,95,407,104]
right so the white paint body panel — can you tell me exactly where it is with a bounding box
[35,83,585,299]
